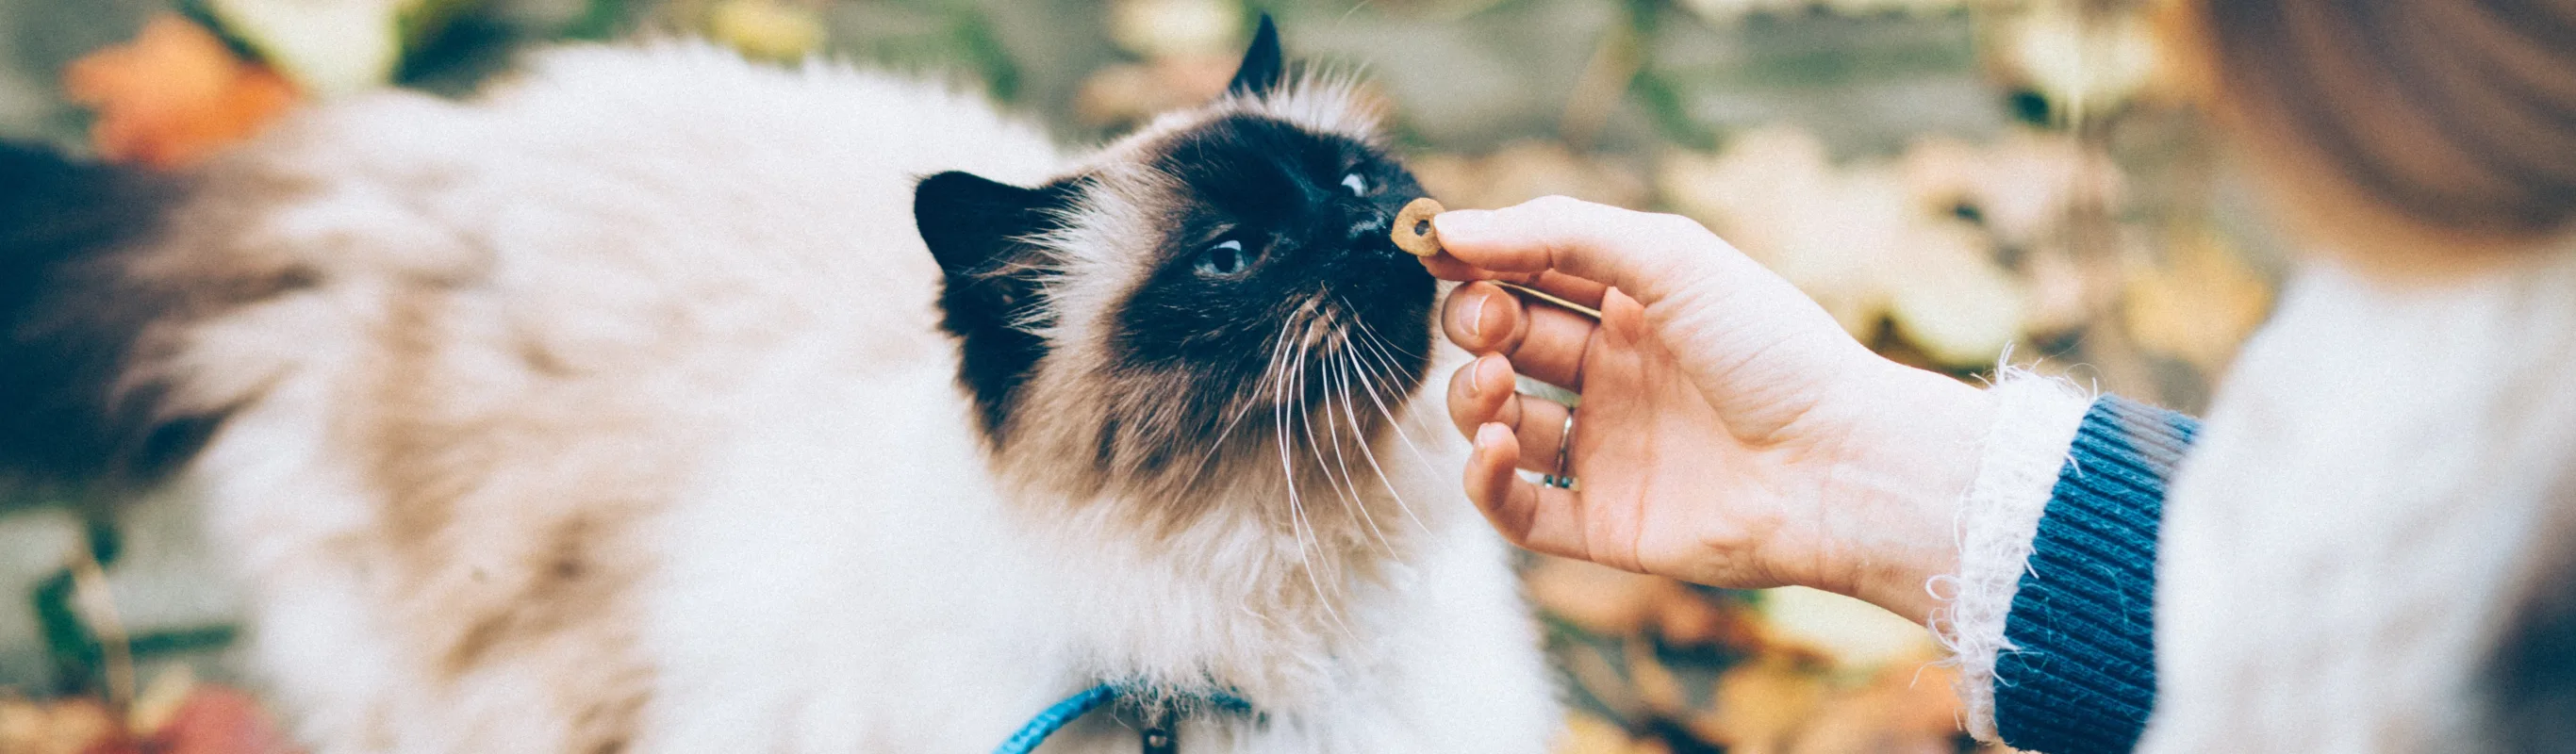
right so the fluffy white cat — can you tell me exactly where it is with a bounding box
[0,22,1558,754]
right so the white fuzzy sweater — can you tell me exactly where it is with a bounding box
[1945,242,2576,751]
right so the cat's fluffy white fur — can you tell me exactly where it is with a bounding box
[146,43,1555,752]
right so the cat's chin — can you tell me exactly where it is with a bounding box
[988,353,1437,550]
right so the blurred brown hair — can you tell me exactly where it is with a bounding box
[2181,0,2576,256]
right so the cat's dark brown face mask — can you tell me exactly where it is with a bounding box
[914,18,1437,500]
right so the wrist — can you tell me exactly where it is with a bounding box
[1809,360,1994,624]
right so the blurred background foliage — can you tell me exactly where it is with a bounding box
[0,0,2276,751]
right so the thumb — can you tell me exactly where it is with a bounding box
[1430,195,1734,305]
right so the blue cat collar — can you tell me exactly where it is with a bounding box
[993,683,1254,754]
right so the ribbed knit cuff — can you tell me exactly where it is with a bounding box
[1938,369,2095,742]
[1990,395,2196,754]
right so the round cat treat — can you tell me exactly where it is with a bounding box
[1393,198,1445,257]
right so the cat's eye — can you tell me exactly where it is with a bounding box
[1340,172,1368,197]
[1194,239,1251,278]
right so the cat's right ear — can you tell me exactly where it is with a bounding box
[916,170,1056,279]
[914,171,1068,307]
[914,171,1072,437]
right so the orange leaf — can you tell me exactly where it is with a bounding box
[1526,557,1665,636]
[63,14,300,170]
[147,686,297,754]
[0,697,123,754]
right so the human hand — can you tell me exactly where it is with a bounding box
[1423,196,1994,624]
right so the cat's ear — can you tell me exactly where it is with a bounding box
[915,169,1079,321]
[1226,14,1284,97]
[914,171,1069,437]
[915,171,1058,284]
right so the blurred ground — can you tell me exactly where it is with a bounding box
[0,1,2278,751]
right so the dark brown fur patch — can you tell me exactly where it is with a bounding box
[2,143,201,493]
[2480,481,2576,751]
[2,143,336,497]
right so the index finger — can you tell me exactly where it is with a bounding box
[1423,252,1609,313]
[1498,271,1609,314]
[1428,195,1731,306]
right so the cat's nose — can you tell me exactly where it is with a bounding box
[1346,216,1390,241]
[1343,208,1398,256]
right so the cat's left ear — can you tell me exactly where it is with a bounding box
[1226,14,1284,96]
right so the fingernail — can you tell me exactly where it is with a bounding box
[1457,290,1487,340]
[1476,288,1510,341]
[1477,421,1511,450]
[1475,354,1509,391]
[1432,209,1491,238]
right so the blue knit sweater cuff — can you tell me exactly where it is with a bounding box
[1991,395,2196,754]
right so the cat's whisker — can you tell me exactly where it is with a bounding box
[1338,302,1439,472]
[1336,347,1433,535]
[1333,352,1404,540]
[1278,316,1355,638]
[1293,331,1341,580]
[1328,308,1438,535]
[1273,339,1315,582]
[1322,352,1396,555]
[1310,333,1363,640]
[1347,307,1428,402]
[1350,357,1417,451]
[1181,317,1299,485]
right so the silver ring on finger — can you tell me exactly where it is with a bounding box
[1542,408,1577,489]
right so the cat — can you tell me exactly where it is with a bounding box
[0,20,1559,754]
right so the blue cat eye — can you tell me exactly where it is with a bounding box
[1194,239,1251,278]
[1340,172,1368,196]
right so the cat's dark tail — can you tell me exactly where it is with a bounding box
[0,141,213,498]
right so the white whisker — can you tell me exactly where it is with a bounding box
[1278,304,1354,639]
[1336,347,1432,534]
[1320,348,1395,554]
[1339,301,1439,472]
[1181,317,1297,484]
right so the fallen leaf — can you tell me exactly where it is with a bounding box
[63,14,300,169]
[2123,231,2271,371]
[1527,557,1665,636]
[126,665,198,739]
[0,697,122,754]
[1555,712,1669,754]
[1074,55,1236,128]
[1659,130,1892,336]
[1755,587,1939,672]
[1882,221,2029,369]
[1,697,43,754]
[1786,658,1966,754]
[2000,2,2161,120]
[1626,640,1690,715]
[1694,651,1829,753]
[1654,590,1764,651]
[2019,246,2095,336]
[709,0,826,62]
[1902,131,2125,250]
[1410,140,1648,211]
[148,686,296,754]
[1109,0,1243,58]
